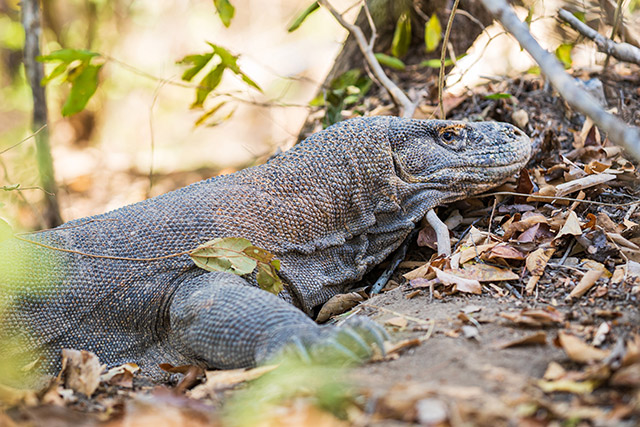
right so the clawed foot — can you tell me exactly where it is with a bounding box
[259,316,389,366]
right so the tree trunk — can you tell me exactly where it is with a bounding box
[21,0,63,228]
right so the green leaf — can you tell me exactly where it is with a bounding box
[374,53,405,70]
[208,43,262,92]
[420,54,466,68]
[525,6,534,27]
[37,49,99,63]
[214,0,235,27]
[178,53,214,82]
[238,72,262,92]
[61,64,102,116]
[41,62,69,85]
[190,237,257,275]
[555,43,573,69]
[572,11,586,23]
[288,1,319,32]
[256,261,283,295]
[193,65,225,108]
[391,11,411,58]
[526,66,541,75]
[424,13,442,53]
[331,69,361,90]
[484,93,512,100]
[1,184,20,191]
[194,101,227,126]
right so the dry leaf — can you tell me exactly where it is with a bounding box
[498,331,547,349]
[555,332,609,364]
[432,267,482,294]
[60,349,104,397]
[385,316,409,328]
[454,264,518,282]
[500,306,564,327]
[484,244,525,262]
[316,292,365,322]
[100,363,140,388]
[189,365,277,399]
[403,262,433,280]
[543,361,567,380]
[458,243,497,265]
[525,247,555,294]
[567,269,603,299]
[556,211,582,239]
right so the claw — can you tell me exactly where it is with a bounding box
[364,323,388,356]
[290,335,312,364]
[342,327,373,357]
[324,337,361,363]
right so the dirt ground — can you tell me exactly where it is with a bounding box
[2,60,640,426]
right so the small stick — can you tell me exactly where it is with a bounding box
[558,9,640,66]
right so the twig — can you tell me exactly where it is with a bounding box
[370,229,418,295]
[484,191,640,207]
[0,124,47,156]
[318,0,416,118]
[437,0,461,119]
[480,0,640,160]
[558,9,640,66]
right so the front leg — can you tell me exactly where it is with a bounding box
[169,272,386,370]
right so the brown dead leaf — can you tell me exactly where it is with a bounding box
[555,210,582,239]
[498,331,547,349]
[432,267,482,294]
[403,262,433,281]
[500,306,565,327]
[484,244,525,262]
[316,292,365,322]
[610,364,640,387]
[567,269,603,300]
[525,247,555,294]
[503,213,548,240]
[596,212,623,233]
[417,225,438,250]
[458,243,497,265]
[452,264,518,282]
[514,168,534,203]
[60,349,104,397]
[100,363,140,388]
[385,316,408,328]
[555,331,610,364]
[543,361,567,380]
[188,365,277,399]
[584,160,610,174]
[384,337,422,358]
[527,184,557,203]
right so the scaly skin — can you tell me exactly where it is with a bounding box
[0,116,531,380]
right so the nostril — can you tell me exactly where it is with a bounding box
[512,128,524,137]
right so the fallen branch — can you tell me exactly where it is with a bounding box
[479,0,640,161]
[558,8,640,66]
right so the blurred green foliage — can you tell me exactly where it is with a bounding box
[310,69,372,127]
[225,356,353,425]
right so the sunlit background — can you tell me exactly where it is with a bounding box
[0,0,354,228]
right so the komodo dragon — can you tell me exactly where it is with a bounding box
[0,116,531,380]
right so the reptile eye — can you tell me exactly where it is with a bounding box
[441,131,455,143]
